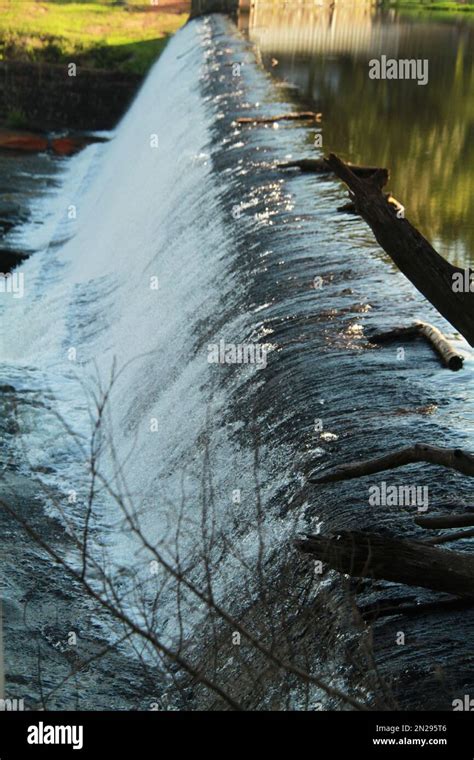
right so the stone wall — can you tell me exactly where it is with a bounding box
[0,61,142,131]
[190,0,239,18]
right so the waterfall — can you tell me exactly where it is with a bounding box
[1,13,473,710]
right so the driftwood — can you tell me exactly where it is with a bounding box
[368,321,464,371]
[415,511,474,546]
[299,155,474,603]
[236,111,322,124]
[424,528,474,546]
[339,193,403,216]
[310,443,474,484]
[277,158,388,184]
[416,513,474,529]
[295,530,474,597]
[337,202,360,215]
[325,153,474,347]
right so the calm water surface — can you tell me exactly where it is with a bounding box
[244,1,474,266]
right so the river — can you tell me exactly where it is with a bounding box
[0,5,473,711]
[243,0,474,266]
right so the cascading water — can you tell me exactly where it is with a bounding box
[1,14,473,710]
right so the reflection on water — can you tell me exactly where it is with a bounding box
[245,1,474,267]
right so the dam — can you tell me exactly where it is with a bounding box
[0,3,473,712]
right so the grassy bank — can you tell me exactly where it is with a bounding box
[384,0,474,10]
[0,1,190,75]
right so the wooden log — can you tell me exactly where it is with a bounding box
[295,530,474,597]
[337,202,359,215]
[369,321,464,371]
[424,528,474,546]
[417,322,464,369]
[310,443,474,484]
[236,111,322,124]
[338,192,402,215]
[416,513,474,529]
[277,158,389,185]
[325,153,474,347]
[369,325,421,342]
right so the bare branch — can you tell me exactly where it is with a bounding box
[310,443,474,483]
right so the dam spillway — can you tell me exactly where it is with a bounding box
[0,12,473,710]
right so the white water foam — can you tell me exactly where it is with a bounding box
[0,19,306,653]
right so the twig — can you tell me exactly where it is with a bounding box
[236,111,322,124]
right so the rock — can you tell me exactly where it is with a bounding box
[0,248,29,273]
[31,465,55,474]
[5,419,20,434]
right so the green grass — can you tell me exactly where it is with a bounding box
[0,1,189,75]
[5,105,28,128]
[384,0,474,10]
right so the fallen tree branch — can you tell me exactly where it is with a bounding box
[423,528,474,546]
[368,321,464,371]
[416,513,474,529]
[339,193,403,216]
[337,201,360,215]
[310,443,474,483]
[236,111,322,124]
[325,153,474,347]
[277,158,388,185]
[295,530,474,597]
